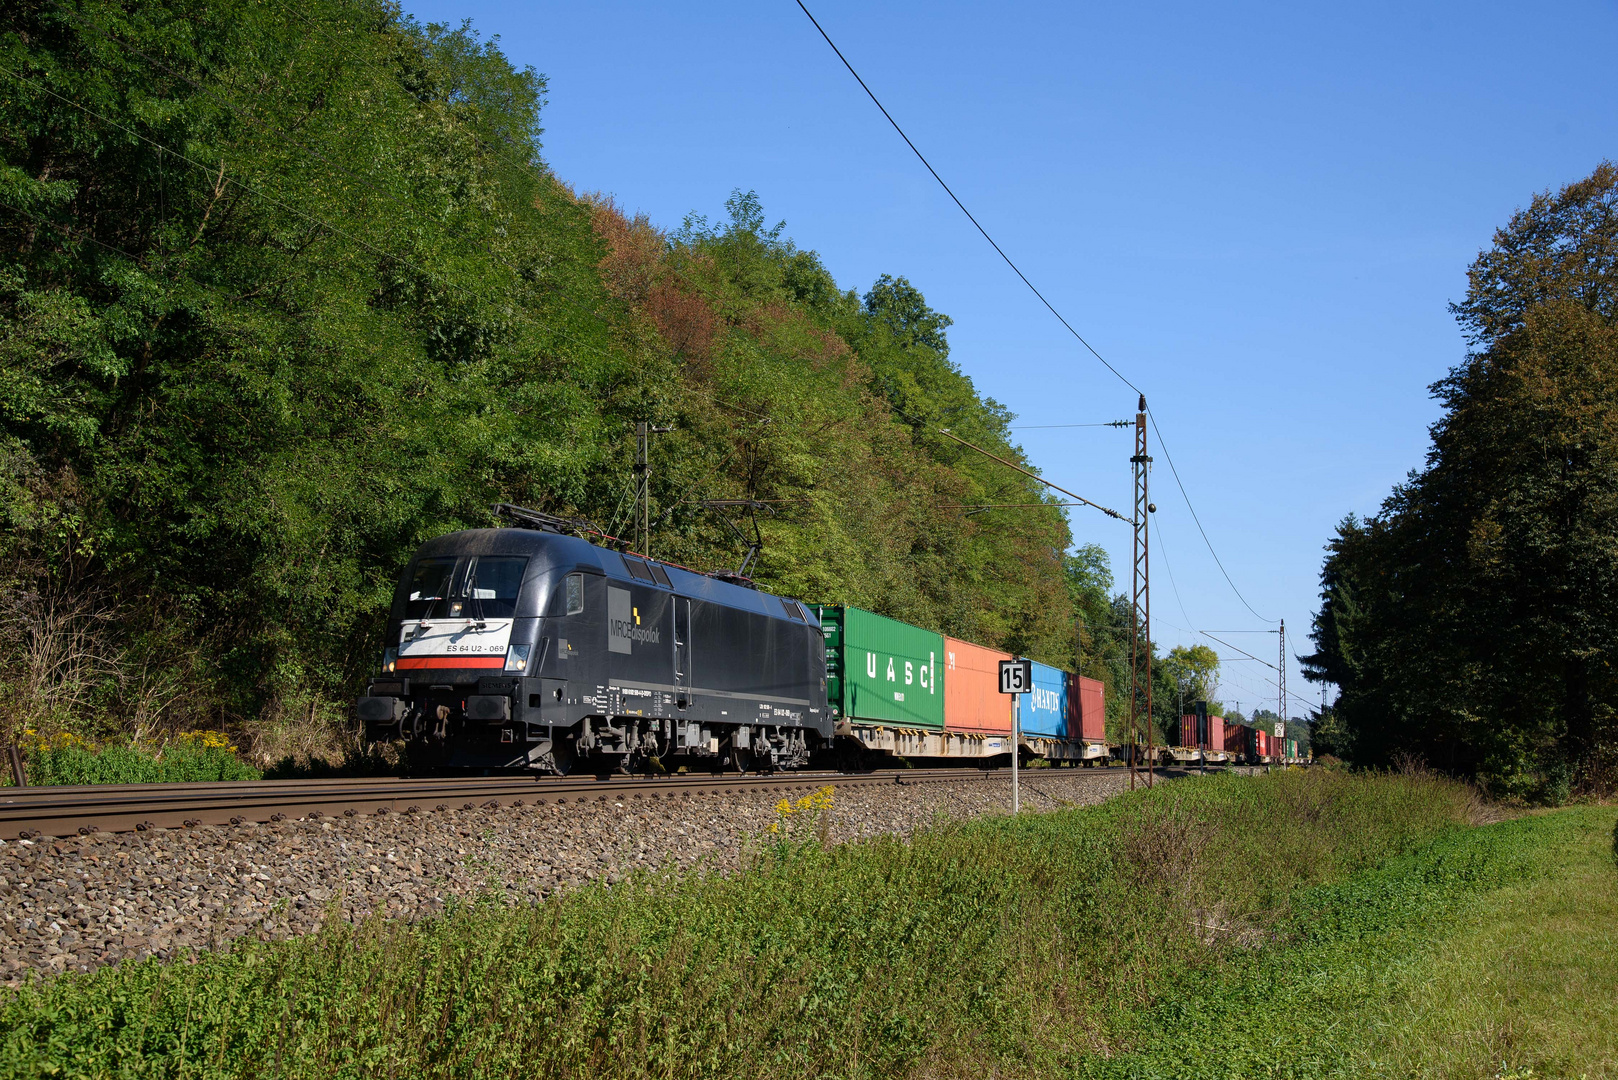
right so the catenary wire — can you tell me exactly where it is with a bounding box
[1150,511,1199,637]
[792,0,1139,396]
[1130,609,1315,714]
[792,0,1276,622]
[1148,412,1277,622]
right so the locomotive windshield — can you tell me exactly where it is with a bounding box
[405,557,457,620]
[404,556,529,620]
[464,557,527,618]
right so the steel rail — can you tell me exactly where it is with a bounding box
[0,766,1082,840]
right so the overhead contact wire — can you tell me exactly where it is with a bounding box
[792,0,1139,397]
[793,0,1276,623]
[1148,412,1277,623]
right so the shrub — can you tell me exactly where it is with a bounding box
[20,730,260,785]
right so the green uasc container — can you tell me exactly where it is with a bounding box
[817,605,945,729]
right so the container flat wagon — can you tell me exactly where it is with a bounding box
[1206,715,1230,765]
[1170,715,1204,767]
[940,636,1017,759]
[1065,674,1109,762]
[1174,709,1232,766]
[818,605,956,760]
[1013,659,1068,760]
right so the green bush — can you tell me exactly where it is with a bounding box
[22,732,260,785]
[0,770,1473,1078]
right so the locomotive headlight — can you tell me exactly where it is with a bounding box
[383,647,398,673]
[504,643,532,672]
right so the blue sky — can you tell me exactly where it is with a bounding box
[401,0,1618,718]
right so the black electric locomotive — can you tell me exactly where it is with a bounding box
[356,512,831,774]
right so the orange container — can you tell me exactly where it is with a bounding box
[942,637,1013,734]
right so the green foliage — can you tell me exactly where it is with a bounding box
[1163,643,1220,706]
[1304,163,1618,798]
[0,770,1473,1078]
[20,731,259,785]
[0,0,1093,748]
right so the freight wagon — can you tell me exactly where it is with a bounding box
[1169,714,1203,767]
[1248,728,1277,765]
[1175,704,1231,767]
[1224,723,1255,765]
[819,605,968,760]
[1015,668,1107,763]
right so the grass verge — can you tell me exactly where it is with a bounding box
[1071,804,1618,1080]
[1353,806,1618,1079]
[0,769,1528,1079]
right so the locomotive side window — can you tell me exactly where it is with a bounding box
[565,573,584,615]
[405,557,458,620]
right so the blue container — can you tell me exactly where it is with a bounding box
[1016,660,1069,738]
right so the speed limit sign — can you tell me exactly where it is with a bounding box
[998,658,1033,694]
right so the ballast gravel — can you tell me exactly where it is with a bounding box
[0,769,1133,985]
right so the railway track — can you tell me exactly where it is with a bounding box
[0,766,1072,840]
[0,763,1238,840]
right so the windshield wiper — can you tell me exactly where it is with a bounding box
[467,559,488,629]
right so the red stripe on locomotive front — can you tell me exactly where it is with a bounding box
[396,656,505,670]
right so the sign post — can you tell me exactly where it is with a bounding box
[998,658,1032,813]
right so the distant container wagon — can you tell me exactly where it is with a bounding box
[1174,705,1231,766]
[1227,723,1257,763]
[1171,714,1203,765]
[1206,714,1229,764]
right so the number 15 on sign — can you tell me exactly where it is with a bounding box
[998,658,1032,695]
